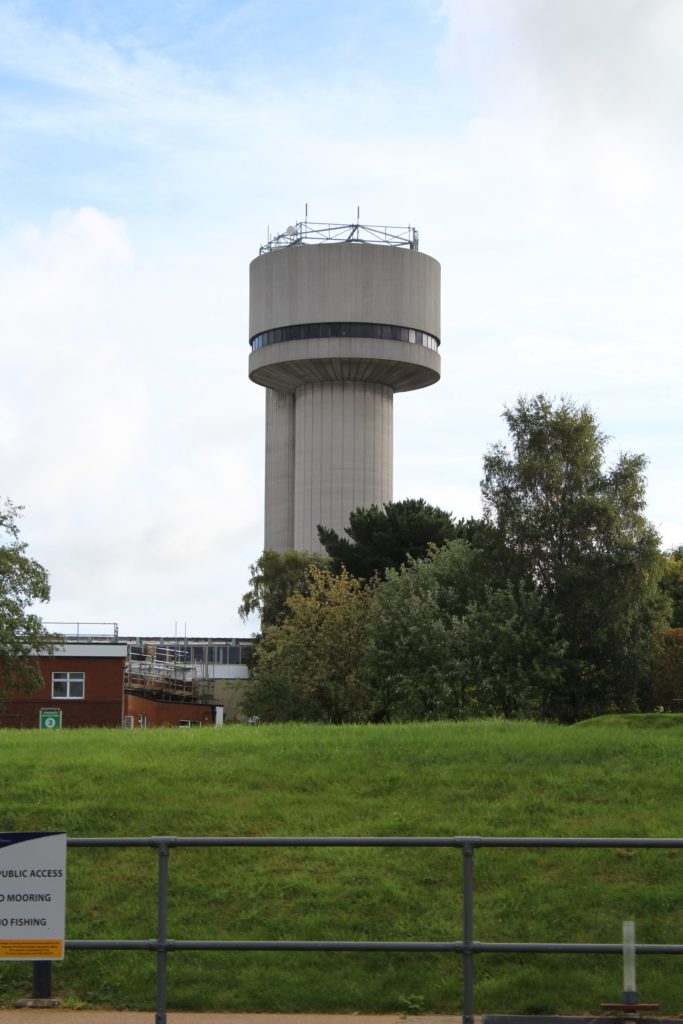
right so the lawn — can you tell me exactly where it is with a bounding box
[1,717,683,1015]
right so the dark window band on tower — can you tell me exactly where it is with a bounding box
[250,322,440,353]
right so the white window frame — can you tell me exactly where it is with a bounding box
[52,671,85,700]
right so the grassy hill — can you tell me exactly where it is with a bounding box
[1,718,683,1014]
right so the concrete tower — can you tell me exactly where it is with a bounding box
[248,221,441,553]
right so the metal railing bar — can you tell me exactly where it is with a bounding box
[474,942,683,954]
[57,835,683,1024]
[462,843,475,1024]
[65,939,461,952]
[67,836,457,847]
[68,838,164,847]
[155,840,170,1024]
[66,835,683,849]
[66,940,157,950]
[63,939,683,955]
[473,837,683,849]
[163,940,463,952]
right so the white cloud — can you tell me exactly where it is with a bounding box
[0,204,263,634]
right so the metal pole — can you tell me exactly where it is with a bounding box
[462,842,475,1024]
[623,920,637,1004]
[155,839,171,1024]
[32,960,52,998]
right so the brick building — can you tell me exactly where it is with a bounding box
[1,626,253,729]
[0,639,127,729]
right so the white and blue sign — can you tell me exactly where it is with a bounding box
[0,832,66,960]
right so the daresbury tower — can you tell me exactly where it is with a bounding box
[248,221,441,554]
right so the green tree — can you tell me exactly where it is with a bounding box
[365,539,565,721]
[0,499,55,706]
[239,549,331,630]
[660,547,683,628]
[456,581,566,719]
[481,395,669,721]
[317,498,458,579]
[364,540,481,720]
[649,629,683,709]
[244,566,373,723]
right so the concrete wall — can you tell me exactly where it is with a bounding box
[212,679,249,721]
[264,389,296,551]
[293,381,392,552]
[249,243,440,338]
[250,334,440,394]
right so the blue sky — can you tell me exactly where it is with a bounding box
[2,0,682,636]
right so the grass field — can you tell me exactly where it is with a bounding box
[2,717,683,1015]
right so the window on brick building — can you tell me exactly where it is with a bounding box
[52,672,85,699]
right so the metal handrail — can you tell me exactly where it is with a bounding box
[259,221,419,254]
[60,835,683,1024]
[43,622,119,642]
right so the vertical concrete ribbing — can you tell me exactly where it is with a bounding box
[294,382,393,553]
[264,388,295,552]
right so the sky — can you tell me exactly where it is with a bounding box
[1,0,682,638]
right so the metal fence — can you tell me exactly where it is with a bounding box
[58,835,683,1024]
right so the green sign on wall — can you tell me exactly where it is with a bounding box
[39,708,62,730]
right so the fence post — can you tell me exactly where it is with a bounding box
[32,960,52,999]
[462,841,475,1024]
[154,838,172,1024]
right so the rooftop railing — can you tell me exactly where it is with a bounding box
[260,221,419,254]
[43,622,120,643]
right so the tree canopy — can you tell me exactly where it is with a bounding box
[239,549,331,630]
[482,395,669,720]
[242,396,675,725]
[0,499,55,706]
[244,566,373,723]
[660,547,683,629]
[317,498,458,579]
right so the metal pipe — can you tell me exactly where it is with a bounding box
[154,838,172,1024]
[623,920,637,1004]
[462,842,475,1024]
[32,961,52,998]
[55,833,683,1022]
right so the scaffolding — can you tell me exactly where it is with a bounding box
[124,644,215,705]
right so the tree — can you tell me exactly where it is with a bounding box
[364,540,477,721]
[243,566,373,723]
[317,498,458,580]
[0,499,55,706]
[365,539,565,721]
[481,395,669,721]
[455,581,566,720]
[660,547,683,628]
[239,549,331,630]
[649,629,683,709]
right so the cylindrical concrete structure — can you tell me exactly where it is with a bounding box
[293,381,393,552]
[249,237,441,553]
[264,389,295,553]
